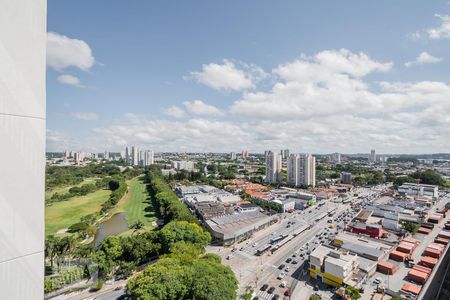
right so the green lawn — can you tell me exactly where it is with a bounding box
[45,188,111,236]
[45,177,97,201]
[114,176,157,230]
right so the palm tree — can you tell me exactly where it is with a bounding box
[130,220,145,234]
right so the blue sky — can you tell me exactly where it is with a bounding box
[47,1,450,153]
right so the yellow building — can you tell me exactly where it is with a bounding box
[309,245,359,287]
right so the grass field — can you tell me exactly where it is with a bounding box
[45,188,111,236]
[114,176,157,231]
[45,177,97,201]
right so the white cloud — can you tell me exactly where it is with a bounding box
[48,49,450,154]
[405,52,442,67]
[188,59,266,91]
[406,31,422,40]
[72,112,98,120]
[56,74,83,87]
[231,49,392,120]
[47,32,95,71]
[427,14,450,39]
[183,100,224,116]
[162,105,185,118]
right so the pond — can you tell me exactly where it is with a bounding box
[94,212,129,246]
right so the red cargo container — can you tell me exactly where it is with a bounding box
[402,283,422,295]
[430,242,445,250]
[408,269,429,284]
[423,247,441,258]
[412,264,432,275]
[390,250,409,262]
[438,230,450,239]
[434,237,449,245]
[377,260,397,275]
[418,227,431,234]
[398,242,415,254]
[403,237,420,245]
[420,256,438,268]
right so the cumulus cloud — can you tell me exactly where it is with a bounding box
[427,14,450,39]
[72,112,98,120]
[56,74,83,87]
[405,52,442,67]
[188,59,267,91]
[48,49,450,154]
[162,105,185,118]
[47,32,95,71]
[183,100,224,116]
[231,49,392,120]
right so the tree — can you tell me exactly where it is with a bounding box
[345,286,361,300]
[241,286,253,300]
[159,221,211,253]
[412,169,444,186]
[400,220,420,234]
[309,295,321,300]
[45,235,61,268]
[126,250,238,300]
[130,220,145,233]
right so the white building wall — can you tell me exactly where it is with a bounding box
[0,0,46,298]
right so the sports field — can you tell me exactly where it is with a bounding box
[45,188,111,236]
[114,176,157,230]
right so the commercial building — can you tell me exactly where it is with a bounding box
[273,198,296,213]
[287,153,316,187]
[341,172,352,184]
[0,1,46,297]
[309,246,361,287]
[205,210,277,245]
[265,150,282,184]
[172,160,195,171]
[398,183,439,199]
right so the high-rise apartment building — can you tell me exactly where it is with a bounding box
[369,149,376,163]
[341,172,352,184]
[287,153,316,187]
[241,150,249,160]
[0,1,46,297]
[230,152,236,160]
[125,146,130,164]
[142,150,154,166]
[131,146,139,166]
[265,151,282,184]
[331,152,341,164]
[281,149,290,160]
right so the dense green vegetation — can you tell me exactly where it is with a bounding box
[400,220,420,234]
[126,251,237,300]
[345,286,361,300]
[147,167,197,224]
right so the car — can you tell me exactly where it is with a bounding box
[313,285,319,291]
[277,272,285,279]
[373,277,382,284]
[260,284,269,291]
[268,287,275,294]
[272,295,280,300]
[226,255,233,260]
[292,260,298,264]
[252,297,259,300]
[231,248,237,252]
[252,243,258,247]
[284,289,291,296]
[278,264,285,270]
[280,281,287,287]
[286,258,292,263]
[285,267,290,272]
[239,247,244,251]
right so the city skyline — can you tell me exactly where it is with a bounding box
[46,1,450,153]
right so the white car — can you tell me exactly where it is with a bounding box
[373,277,382,284]
[277,272,285,279]
[280,281,287,287]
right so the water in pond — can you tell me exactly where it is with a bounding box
[94,212,128,246]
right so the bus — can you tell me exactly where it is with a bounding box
[256,244,272,256]
[270,233,289,244]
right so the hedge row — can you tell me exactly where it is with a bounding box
[146,168,196,224]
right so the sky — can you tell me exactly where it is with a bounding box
[46,0,450,154]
